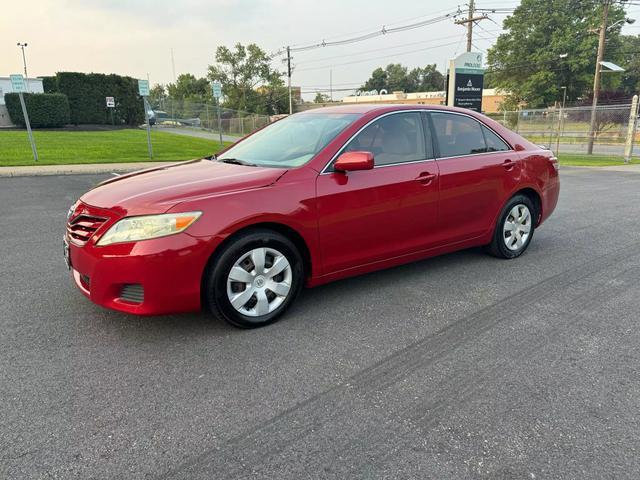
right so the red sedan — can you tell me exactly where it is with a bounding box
[64,105,559,328]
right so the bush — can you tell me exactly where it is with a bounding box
[41,76,58,93]
[46,72,144,126]
[4,92,70,128]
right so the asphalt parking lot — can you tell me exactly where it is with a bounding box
[2,168,640,479]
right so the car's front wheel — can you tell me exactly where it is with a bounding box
[204,229,303,328]
[487,194,536,259]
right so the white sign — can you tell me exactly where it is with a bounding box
[211,81,222,99]
[452,52,484,73]
[106,96,115,108]
[138,79,150,97]
[10,74,26,93]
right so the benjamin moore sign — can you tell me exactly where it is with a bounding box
[446,52,485,113]
[453,73,484,111]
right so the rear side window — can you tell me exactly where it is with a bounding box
[431,113,510,157]
[482,125,510,152]
[344,112,431,166]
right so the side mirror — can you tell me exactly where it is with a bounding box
[334,151,374,172]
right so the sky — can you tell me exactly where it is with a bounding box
[2,0,640,101]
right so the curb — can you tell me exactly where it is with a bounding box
[0,162,176,178]
[560,164,640,174]
[2,161,640,178]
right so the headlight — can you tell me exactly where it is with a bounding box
[97,212,202,246]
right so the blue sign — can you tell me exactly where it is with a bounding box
[10,74,26,92]
[138,79,150,97]
[211,81,222,99]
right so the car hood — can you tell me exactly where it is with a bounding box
[81,159,288,216]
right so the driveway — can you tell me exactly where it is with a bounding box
[1,167,640,479]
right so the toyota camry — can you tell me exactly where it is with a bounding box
[64,105,559,328]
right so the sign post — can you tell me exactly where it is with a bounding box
[105,96,115,126]
[211,81,223,147]
[138,79,153,159]
[624,94,639,164]
[11,74,38,161]
[445,52,485,113]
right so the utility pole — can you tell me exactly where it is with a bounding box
[17,43,30,92]
[454,1,487,52]
[330,68,333,102]
[467,0,474,52]
[587,0,610,154]
[286,46,293,114]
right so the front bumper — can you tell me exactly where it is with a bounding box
[67,228,216,316]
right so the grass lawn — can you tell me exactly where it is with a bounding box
[557,153,638,166]
[0,129,232,167]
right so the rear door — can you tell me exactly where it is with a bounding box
[429,111,520,244]
[316,111,440,274]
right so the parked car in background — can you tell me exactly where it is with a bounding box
[146,108,156,126]
[64,105,559,328]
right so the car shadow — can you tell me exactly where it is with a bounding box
[86,242,550,338]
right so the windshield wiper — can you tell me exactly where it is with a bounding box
[219,158,258,167]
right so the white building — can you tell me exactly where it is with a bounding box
[0,77,45,127]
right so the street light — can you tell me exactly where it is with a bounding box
[607,17,635,31]
[587,8,635,154]
[17,42,29,92]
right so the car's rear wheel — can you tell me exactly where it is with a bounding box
[204,229,303,328]
[487,194,536,259]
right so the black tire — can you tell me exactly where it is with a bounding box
[203,229,304,328]
[487,194,536,259]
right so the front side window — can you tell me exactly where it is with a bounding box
[343,112,429,167]
[431,112,488,157]
[218,113,359,168]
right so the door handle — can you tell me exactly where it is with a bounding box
[503,159,516,171]
[416,172,437,185]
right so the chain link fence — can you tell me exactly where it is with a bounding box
[150,98,271,137]
[487,103,640,158]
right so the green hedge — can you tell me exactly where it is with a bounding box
[4,92,70,128]
[41,76,58,93]
[43,72,144,126]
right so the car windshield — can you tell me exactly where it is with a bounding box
[217,113,360,168]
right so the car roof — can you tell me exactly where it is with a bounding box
[297,103,485,117]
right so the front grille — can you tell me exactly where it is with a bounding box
[67,215,107,245]
[120,284,144,304]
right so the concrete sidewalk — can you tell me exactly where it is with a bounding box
[158,126,241,143]
[0,161,175,177]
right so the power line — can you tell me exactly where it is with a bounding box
[295,30,502,67]
[295,39,467,73]
[274,10,461,56]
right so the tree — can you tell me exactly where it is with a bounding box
[166,74,210,101]
[362,67,388,92]
[149,84,167,108]
[617,34,640,96]
[314,92,331,103]
[361,63,445,93]
[207,43,288,114]
[486,0,627,108]
[408,64,445,91]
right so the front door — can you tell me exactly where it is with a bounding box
[316,111,440,275]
